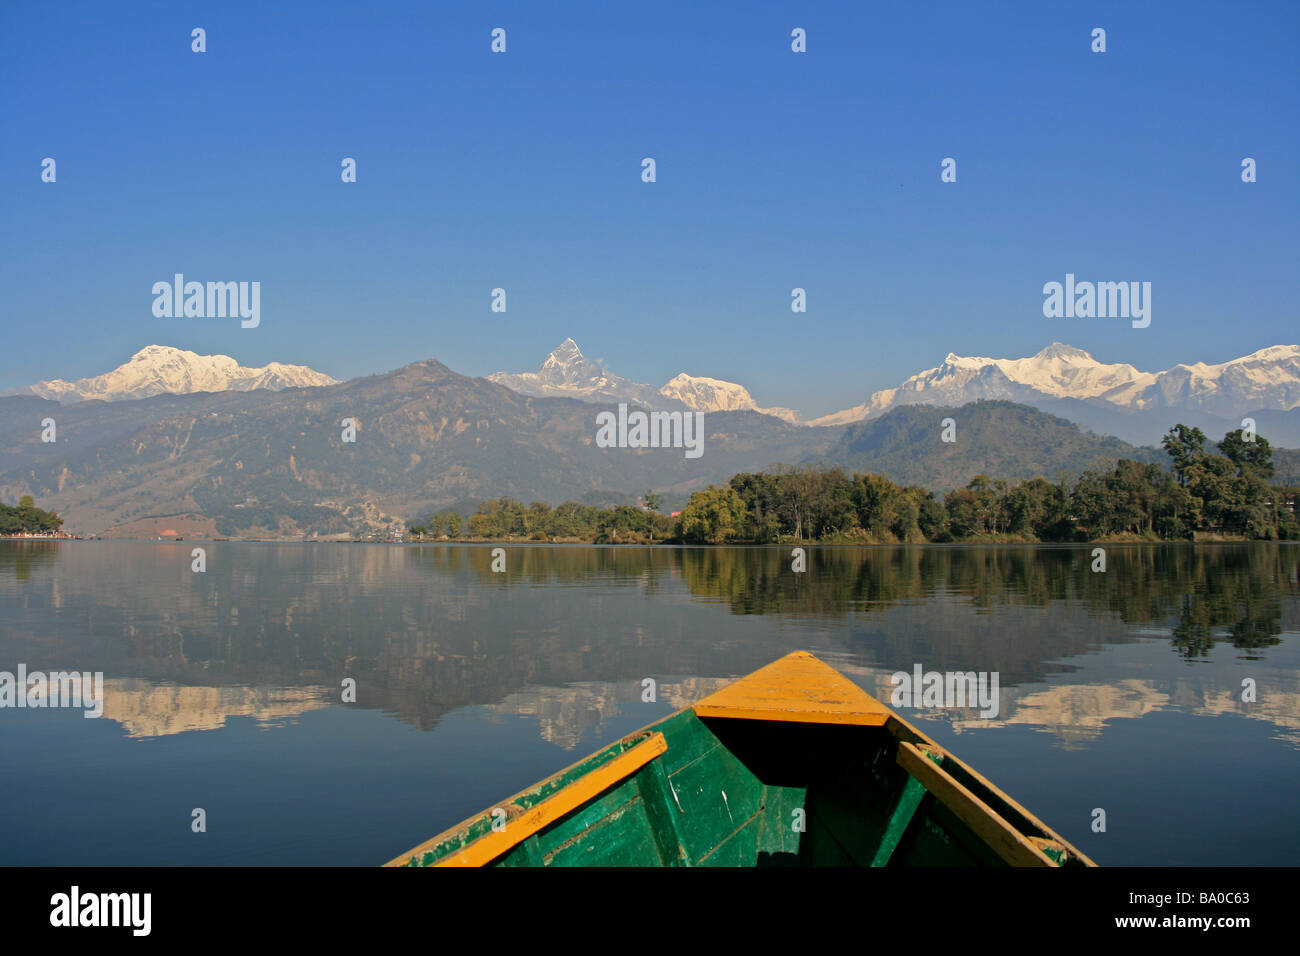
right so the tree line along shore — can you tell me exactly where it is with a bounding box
[410,425,1299,545]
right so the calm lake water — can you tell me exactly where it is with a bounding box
[1,540,1297,866]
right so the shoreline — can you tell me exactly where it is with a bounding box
[5,535,1289,546]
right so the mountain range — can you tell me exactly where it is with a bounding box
[11,339,1300,446]
[7,345,338,403]
[3,341,1298,535]
[0,359,829,535]
[490,339,1300,445]
[816,343,1300,419]
[812,342,1300,444]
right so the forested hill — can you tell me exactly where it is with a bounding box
[823,400,1164,490]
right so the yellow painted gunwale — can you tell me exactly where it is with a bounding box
[383,732,667,867]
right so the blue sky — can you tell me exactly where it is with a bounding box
[2,0,1297,417]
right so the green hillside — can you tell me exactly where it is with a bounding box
[822,400,1164,489]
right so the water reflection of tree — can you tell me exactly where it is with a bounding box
[673,544,1292,660]
[440,543,680,589]
[1168,550,1285,658]
[0,541,61,582]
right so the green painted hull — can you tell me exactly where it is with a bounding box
[389,673,1094,867]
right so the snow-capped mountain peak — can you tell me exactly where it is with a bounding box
[489,339,800,421]
[537,338,591,380]
[488,339,670,407]
[809,342,1300,427]
[660,373,755,411]
[659,372,802,423]
[1034,342,1094,361]
[14,345,339,403]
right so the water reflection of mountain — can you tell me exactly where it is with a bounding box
[101,680,331,737]
[490,665,1300,751]
[89,664,1300,749]
[1,542,1295,737]
[485,678,730,750]
[859,672,1300,751]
